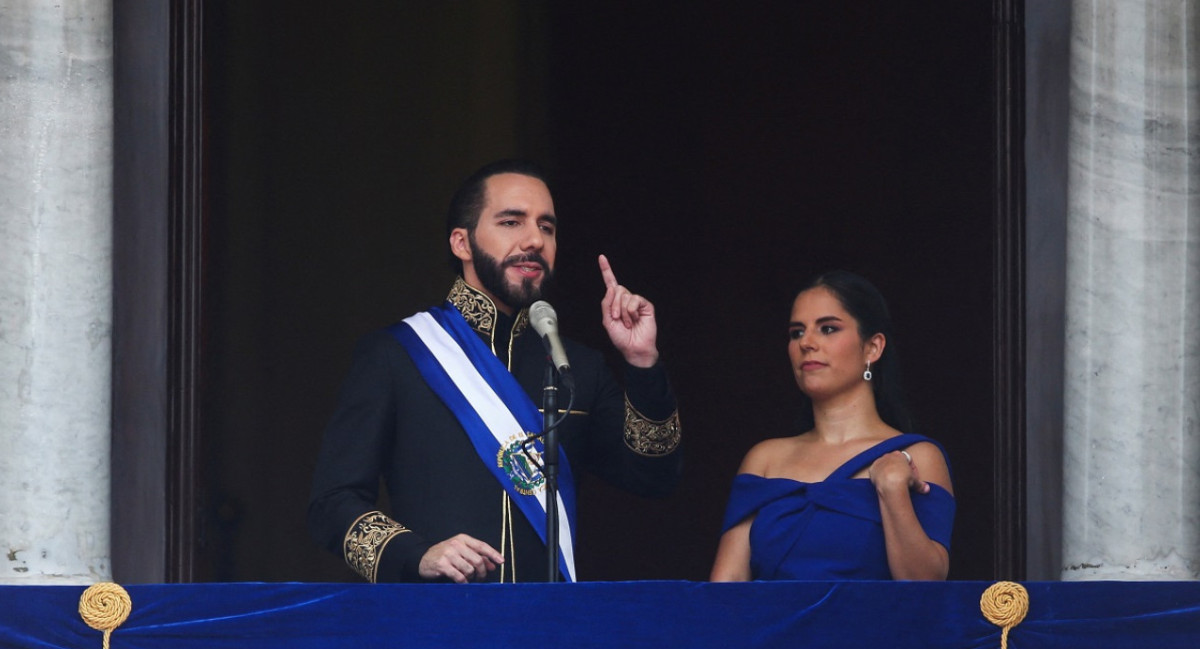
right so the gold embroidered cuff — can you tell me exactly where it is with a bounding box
[623,396,681,456]
[343,511,411,583]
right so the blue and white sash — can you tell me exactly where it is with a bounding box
[389,302,577,581]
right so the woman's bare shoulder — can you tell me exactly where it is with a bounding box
[903,439,954,494]
[738,435,805,476]
[903,440,948,465]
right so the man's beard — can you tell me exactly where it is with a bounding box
[469,237,555,310]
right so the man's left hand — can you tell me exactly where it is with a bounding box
[599,254,659,368]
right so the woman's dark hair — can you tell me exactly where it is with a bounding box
[444,159,549,275]
[794,270,913,433]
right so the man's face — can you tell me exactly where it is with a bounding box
[453,173,557,312]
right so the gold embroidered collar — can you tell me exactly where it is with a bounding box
[446,277,530,344]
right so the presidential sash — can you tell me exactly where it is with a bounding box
[389,302,577,581]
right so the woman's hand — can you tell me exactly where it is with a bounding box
[869,450,929,495]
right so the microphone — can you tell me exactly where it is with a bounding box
[529,300,574,388]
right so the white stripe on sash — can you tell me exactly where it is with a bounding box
[404,311,576,581]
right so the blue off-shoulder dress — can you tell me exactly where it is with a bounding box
[719,433,955,580]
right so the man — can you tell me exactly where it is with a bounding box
[307,159,682,583]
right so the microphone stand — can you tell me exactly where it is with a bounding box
[541,362,560,582]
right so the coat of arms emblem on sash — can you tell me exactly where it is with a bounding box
[497,434,545,495]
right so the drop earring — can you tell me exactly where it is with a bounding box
[863,361,873,382]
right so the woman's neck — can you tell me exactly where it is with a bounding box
[809,387,890,444]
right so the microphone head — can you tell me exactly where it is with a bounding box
[529,300,558,337]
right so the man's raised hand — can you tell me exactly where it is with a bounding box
[599,254,659,368]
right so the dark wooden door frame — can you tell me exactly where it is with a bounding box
[992,0,1027,581]
[164,0,207,584]
[112,0,205,583]
[111,0,1026,582]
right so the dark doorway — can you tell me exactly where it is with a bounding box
[192,1,1006,582]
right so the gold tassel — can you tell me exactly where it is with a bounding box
[980,580,1029,649]
[79,582,131,649]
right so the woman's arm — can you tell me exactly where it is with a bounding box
[869,443,954,580]
[709,441,778,581]
[710,517,753,581]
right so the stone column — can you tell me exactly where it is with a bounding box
[1063,0,1200,580]
[0,3,113,583]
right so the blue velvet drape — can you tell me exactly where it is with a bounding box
[2,581,1198,648]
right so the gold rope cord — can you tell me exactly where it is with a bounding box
[980,581,1029,649]
[79,582,131,649]
[500,491,513,583]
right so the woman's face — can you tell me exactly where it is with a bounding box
[787,286,881,399]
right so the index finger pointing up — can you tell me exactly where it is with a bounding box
[598,254,619,288]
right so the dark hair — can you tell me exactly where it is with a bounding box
[794,270,913,433]
[444,159,549,274]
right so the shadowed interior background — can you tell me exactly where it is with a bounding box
[202,1,995,582]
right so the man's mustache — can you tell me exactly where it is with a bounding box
[502,253,550,270]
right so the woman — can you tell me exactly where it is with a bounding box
[710,271,954,581]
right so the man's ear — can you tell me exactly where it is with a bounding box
[449,228,471,262]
